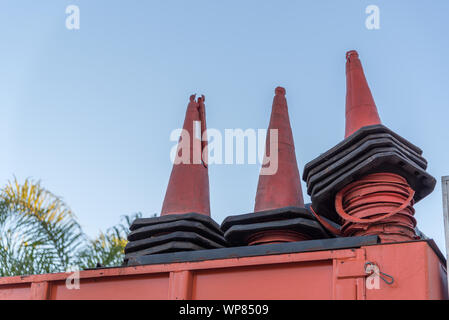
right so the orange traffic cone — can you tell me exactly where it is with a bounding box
[161,94,210,216]
[345,50,381,138]
[124,94,227,263]
[254,87,305,211]
[221,87,329,246]
[339,51,418,242]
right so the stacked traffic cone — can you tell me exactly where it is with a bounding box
[254,87,304,212]
[221,87,329,246]
[161,94,210,216]
[344,50,381,138]
[125,95,226,265]
[303,50,435,243]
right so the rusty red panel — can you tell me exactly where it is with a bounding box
[192,261,333,300]
[0,241,446,300]
[364,241,447,300]
[50,274,170,300]
[0,284,31,300]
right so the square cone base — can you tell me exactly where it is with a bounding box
[124,213,227,265]
[303,125,435,222]
[221,206,331,246]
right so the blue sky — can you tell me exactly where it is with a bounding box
[0,0,448,250]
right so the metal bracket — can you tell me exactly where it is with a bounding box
[441,176,449,297]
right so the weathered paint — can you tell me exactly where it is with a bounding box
[0,241,446,300]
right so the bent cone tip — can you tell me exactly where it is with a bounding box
[161,93,210,216]
[346,50,359,60]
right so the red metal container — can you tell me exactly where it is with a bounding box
[0,239,446,300]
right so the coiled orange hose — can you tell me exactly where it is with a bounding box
[311,173,419,243]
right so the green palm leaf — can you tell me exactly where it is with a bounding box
[0,178,142,277]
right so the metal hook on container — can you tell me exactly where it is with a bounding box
[365,262,394,285]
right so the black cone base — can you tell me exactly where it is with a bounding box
[221,206,331,246]
[303,125,436,222]
[124,213,226,265]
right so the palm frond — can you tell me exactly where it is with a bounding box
[0,178,85,275]
[0,177,145,276]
